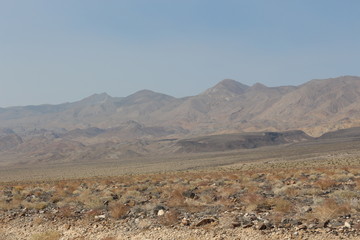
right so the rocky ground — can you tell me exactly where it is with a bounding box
[2,164,360,239]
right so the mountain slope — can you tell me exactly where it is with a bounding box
[0,76,359,137]
[258,76,360,135]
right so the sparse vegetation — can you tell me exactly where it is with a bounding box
[2,140,360,239]
[1,162,360,238]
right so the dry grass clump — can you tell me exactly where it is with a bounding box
[354,178,360,190]
[241,193,267,212]
[157,209,180,226]
[330,190,359,200]
[109,202,129,219]
[23,201,48,211]
[271,198,293,214]
[314,178,337,190]
[283,186,300,197]
[312,198,351,221]
[58,205,76,218]
[166,187,186,208]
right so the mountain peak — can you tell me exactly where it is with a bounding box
[130,89,159,97]
[79,92,112,104]
[203,79,249,96]
[120,89,175,106]
[250,82,268,90]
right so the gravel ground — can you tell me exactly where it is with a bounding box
[2,218,360,240]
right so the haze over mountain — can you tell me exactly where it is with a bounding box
[1,76,359,135]
[1,75,360,166]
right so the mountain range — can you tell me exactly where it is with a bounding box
[1,75,360,166]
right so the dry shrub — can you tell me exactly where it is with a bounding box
[268,213,284,225]
[158,209,180,226]
[313,198,351,221]
[58,205,75,218]
[241,193,266,212]
[13,185,25,193]
[0,198,22,210]
[23,201,48,211]
[217,186,239,199]
[271,198,293,214]
[167,187,186,207]
[284,187,300,197]
[198,190,217,204]
[227,174,240,181]
[354,178,360,190]
[314,179,337,190]
[54,181,79,196]
[196,180,211,187]
[31,231,61,240]
[109,202,129,219]
[331,190,359,200]
[83,197,104,210]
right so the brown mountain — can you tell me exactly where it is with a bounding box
[0,76,360,137]
[257,76,360,135]
[0,75,360,166]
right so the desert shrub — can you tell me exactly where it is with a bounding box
[331,190,360,201]
[284,187,300,197]
[158,209,179,226]
[271,198,293,214]
[58,205,76,218]
[314,178,337,190]
[23,201,48,210]
[241,193,266,212]
[312,198,351,221]
[109,202,129,219]
[167,187,186,207]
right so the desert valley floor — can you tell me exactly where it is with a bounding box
[2,135,360,239]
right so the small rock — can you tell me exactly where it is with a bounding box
[153,205,166,215]
[181,218,190,226]
[322,219,330,228]
[308,223,317,229]
[257,223,267,230]
[344,221,351,228]
[296,224,307,230]
[242,222,254,228]
[157,209,165,216]
[94,215,106,220]
[195,218,216,227]
[111,193,119,200]
[182,190,197,199]
[231,222,241,228]
[301,206,312,213]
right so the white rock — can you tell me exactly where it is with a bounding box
[344,221,351,228]
[94,214,106,220]
[157,209,165,216]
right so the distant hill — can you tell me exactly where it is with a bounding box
[0,75,360,166]
[318,126,360,140]
[1,76,360,137]
[176,130,313,153]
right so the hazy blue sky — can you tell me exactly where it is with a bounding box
[1,0,360,106]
